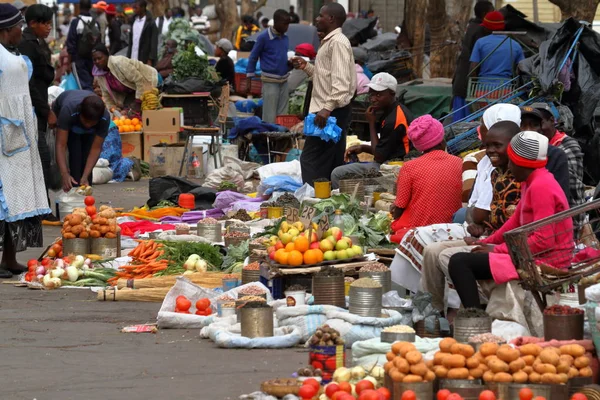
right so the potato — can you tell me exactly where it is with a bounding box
[475,352,487,363]
[398,343,417,357]
[519,343,542,357]
[425,360,435,369]
[522,355,536,366]
[410,362,428,377]
[405,351,423,365]
[105,232,117,239]
[497,345,520,363]
[479,363,489,372]
[447,368,470,379]
[384,361,394,373]
[534,363,557,375]
[392,342,406,355]
[529,372,541,383]
[386,352,395,361]
[90,230,101,238]
[539,349,560,366]
[394,357,410,374]
[466,357,480,369]
[513,371,528,383]
[451,343,475,358]
[486,355,500,363]
[434,366,448,378]
[494,372,513,383]
[568,367,580,378]
[424,370,436,382]
[390,369,405,382]
[439,338,457,353]
[574,356,590,369]
[70,214,83,225]
[523,366,533,374]
[480,342,500,357]
[579,367,593,377]
[100,225,110,235]
[556,362,571,374]
[79,231,90,239]
[541,373,561,384]
[560,344,585,358]
[63,225,72,233]
[434,352,450,365]
[470,367,484,379]
[71,225,84,235]
[63,233,76,239]
[557,373,569,384]
[403,374,423,383]
[489,359,510,373]
[483,371,495,382]
[559,354,574,365]
[442,354,466,369]
[509,358,526,373]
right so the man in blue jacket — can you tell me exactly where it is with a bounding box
[246,9,291,123]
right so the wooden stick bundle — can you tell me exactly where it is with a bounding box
[97,287,170,302]
[115,271,231,289]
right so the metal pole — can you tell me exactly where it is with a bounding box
[533,0,539,23]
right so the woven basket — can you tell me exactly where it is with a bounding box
[339,178,364,199]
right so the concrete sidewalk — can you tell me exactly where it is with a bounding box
[0,180,307,400]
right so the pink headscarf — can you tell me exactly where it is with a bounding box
[408,114,445,152]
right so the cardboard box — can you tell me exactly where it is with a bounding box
[120,132,143,159]
[143,133,178,161]
[149,143,186,177]
[142,108,182,134]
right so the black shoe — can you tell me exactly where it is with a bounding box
[6,263,26,275]
[42,213,59,222]
[0,269,13,279]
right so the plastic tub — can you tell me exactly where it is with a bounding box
[178,193,195,209]
[314,181,331,199]
[222,278,239,292]
[284,290,306,307]
[267,207,283,219]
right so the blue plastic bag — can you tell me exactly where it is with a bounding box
[258,175,303,195]
[303,113,342,143]
[59,73,79,91]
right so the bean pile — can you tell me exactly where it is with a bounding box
[241,301,270,309]
[238,295,266,302]
[468,333,505,343]
[383,325,415,333]
[316,265,344,277]
[360,262,389,272]
[243,262,260,271]
[239,286,266,296]
[223,231,250,238]
[222,274,239,280]
[262,192,300,209]
[230,209,252,222]
[198,217,219,225]
[351,277,382,288]
[457,307,489,318]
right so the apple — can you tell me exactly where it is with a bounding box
[269,251,276,260]
[325,227,343,241]
[310,242,320,250]
[319,239,334,252]
[267,246,275,254]
[288,228,300,237]
[275,241,284,250]
[323,250,336,261]
[336,250,348,259]
[345,248,355,258]
[335,239,349,251]
[326,235,337,245]
[280,233,293,244]
[351,245,363,256]
[340,237,353,247]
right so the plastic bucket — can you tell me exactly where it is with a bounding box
[284,290,306,307]
[178,193,195,209]
[222,278,239,292]
[267,207,283,219]
[373,192,382,203]
[314,181,331,199]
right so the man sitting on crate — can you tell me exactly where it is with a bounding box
[468,11,524,98]
[330,73,413,189]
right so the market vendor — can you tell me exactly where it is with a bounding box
[330,73,412,189]
[92,43,160,112]
[53,90,110,192]
[390,115,462,243]
[448,131,573,309]
[155,39,177,79]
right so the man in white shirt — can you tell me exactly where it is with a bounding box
[156,7,172,49]
[127,0,158,66]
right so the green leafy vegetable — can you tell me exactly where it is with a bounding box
[154,241,223,276]
[221,240,249,272]
[172,44,214,81]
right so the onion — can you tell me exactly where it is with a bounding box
[35,266,45,276]
[55,259,64,269]
[84,258,92,266]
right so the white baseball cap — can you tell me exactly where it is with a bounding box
[367,72,398,93]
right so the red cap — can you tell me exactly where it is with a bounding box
[481,11,505,31]
[105,4,116,15]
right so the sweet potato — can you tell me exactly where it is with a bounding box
[489,359,509,373]
[560,344,585,358]
[447,368,469,379]
[512,371,528,383]
[519,343,542,357]
[480,342,500,357]
[410,363,428,377]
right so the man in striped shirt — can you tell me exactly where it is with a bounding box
[292,3,357,185]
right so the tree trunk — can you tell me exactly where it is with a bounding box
[240,0,267,17]
[548,0,600,22]
[215,0,239,41]
[428,0,472,78]
[403,0,428,78]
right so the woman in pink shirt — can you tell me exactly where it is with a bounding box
[448,131,573,308]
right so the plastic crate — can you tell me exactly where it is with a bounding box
[260,275,284,299]
[234,73,262,96]
[275,115,301,129]
[161,96,211,127]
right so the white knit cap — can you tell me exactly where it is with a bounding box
[482,103,521,129]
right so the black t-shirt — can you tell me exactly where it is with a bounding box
[216,56,235,86]
[373,102,413,163]
[53,90,110,138]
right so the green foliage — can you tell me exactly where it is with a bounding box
[172,44,212,81]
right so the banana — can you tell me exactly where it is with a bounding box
[293,221,304,232]
[280,221,290,233]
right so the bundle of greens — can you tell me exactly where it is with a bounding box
[154,241,223,276]
[221,240,249,273]
[172,44,214,81]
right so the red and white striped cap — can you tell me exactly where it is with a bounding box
[507,130,548,168]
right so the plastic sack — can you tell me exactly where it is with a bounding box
[294,183,315,202]
[59,73,79,91]
[48,86,65,104]
[382,292,413,308]
[276,304,339,342]
[585,282,600,303]
[257,175,303,196]
[202,323,302,348]
[326,309,411,346]
[92,158,114,184]
[257,160,302,182]
[57,186,91,216]
[361,33,399,52]
[303,114,342,143]
[351,337,442,367]
[491,319,530,342]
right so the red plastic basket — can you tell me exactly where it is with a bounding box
[234,73,262,96]
[275,115,301,129]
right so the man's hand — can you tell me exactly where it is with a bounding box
[315,109,331,129]
[291,57,307,70]
[471,244,495,254]
[47,111,57,129]
[464,237,478,246]
[365,106,377,124]
[62,174,78,192]
[344,145,362,162]
[467,223,486,238]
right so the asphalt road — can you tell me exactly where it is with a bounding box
[0,179,307,400]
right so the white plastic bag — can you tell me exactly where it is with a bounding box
[92,164,113,184]
[57,187,90,216]
[276,304,340,341]
[326,309,411,346]
[585,283,600,303]
[351,337,442,367]
[257,160,302,182]
[491,319,530,342]
[295,183,315,202]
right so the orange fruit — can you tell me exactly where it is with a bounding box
[274,248,286,264]
[125,118,132,125]
[313,249,324,262]
[118,126,124,133]
[279,251,289,265]
[134,124,142,131]
[288,250,303,266]
[285,242,295,252]
[303,249,318,265]
[294,236,309,253]
[131,117,140,125]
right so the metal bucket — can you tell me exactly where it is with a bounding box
[197,223,222,243]
[453,316,492,343]
[90,237,120,258]
[240,306,273,338]
[392,381,434,400]
[339,179,364,199]
[569,377,593,396]
[224,235,250,247]
[313,275,345,307]
[242,269,261,284]
[381,331,415,343]
[359,270,391,294]
[349,285,382,317]
[496,383,569,400]
[414,319,440,338]
[544,313,584,341]
[63,238,90,256]
[439,379,484,400]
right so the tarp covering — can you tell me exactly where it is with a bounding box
[342,17,378,46]
[397,79,453,119]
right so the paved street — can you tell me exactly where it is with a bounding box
[0,180,307,400]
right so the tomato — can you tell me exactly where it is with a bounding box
[447,395,464,400]
[41,258,51,267]
[438,390,452,400]
[533,397,547,400]
[332,394,354,400]
[325,357,338,371]
[338,381,352,394]
[84,196,95,206]
[175,295,191,311]
[303,378,321,391]
[359,389,383,400]
[58,251,63,258]
[401,390,417,400]
[480,390,496,400]
[571,395,588,400]
[356,380,375,395]
[326,383,341,398]
[311,361,323,370]
[62,256,70,264]
[195,298,211,311]
[377,388,391,400]
[27,259,38,267]
[85,206,97,216]
[24,272,34,282]
[519,388,534,400]
[298,384,318,399]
